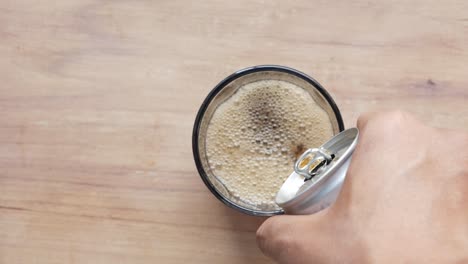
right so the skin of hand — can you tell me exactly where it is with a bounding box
[256,110,468,264]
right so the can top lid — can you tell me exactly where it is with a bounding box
[275,128,359,206]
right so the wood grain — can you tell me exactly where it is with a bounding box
[1,0,467,263]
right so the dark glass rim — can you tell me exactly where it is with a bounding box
[192,65,345,216]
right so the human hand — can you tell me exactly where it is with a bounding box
[257,110,468,263]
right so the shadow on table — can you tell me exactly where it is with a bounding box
[221,205,273,263]
[222,205,266,232]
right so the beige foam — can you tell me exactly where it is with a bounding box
[206,80,333,211]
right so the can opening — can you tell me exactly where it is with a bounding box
[303,153,335,182]
[275,128,359,215]
[294,148,335,181]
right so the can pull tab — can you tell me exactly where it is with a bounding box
[294,148,335,181]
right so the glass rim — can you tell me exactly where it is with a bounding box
[192,65,345,216]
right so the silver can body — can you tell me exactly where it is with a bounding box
[275,128,359,215]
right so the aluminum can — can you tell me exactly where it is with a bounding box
[276,128,359,215]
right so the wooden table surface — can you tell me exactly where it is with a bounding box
[1,0,467,263]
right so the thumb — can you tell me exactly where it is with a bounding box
[256,211,330,263]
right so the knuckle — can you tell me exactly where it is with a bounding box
[356,114,370,131]
[357,112,382,137]
[256,222,269,245]
[356,110,415,151]
[256,217,299,258]
[385,110,410,125]
[274,235,295,259]
[359,110,412,133]
[256,217,278,253]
